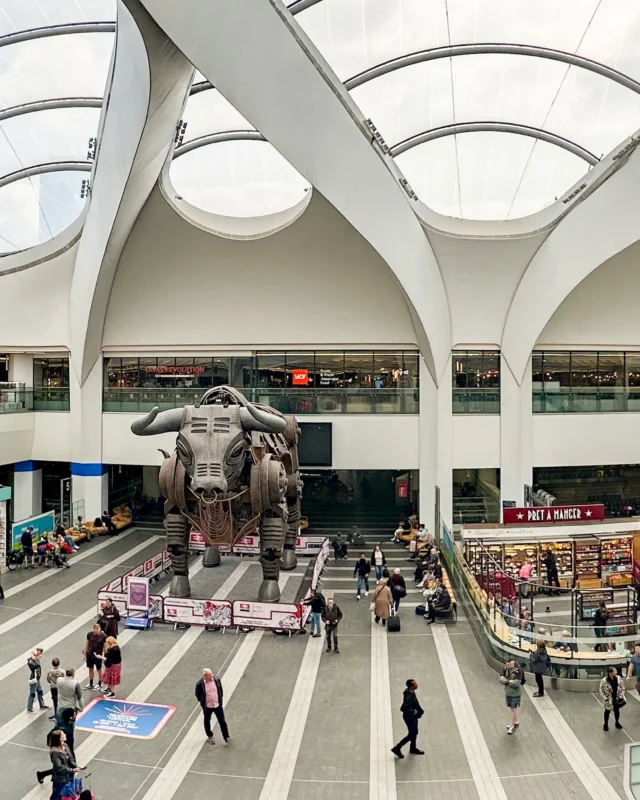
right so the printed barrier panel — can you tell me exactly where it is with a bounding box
[233,600,303,630]
[0,500,7,567]
[164,597,233,627]
[189,531,326,556]
[11,511,55,549]
[97,591,164,621]
[76,698,175,739]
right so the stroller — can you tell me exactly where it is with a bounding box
[46,549,70,569]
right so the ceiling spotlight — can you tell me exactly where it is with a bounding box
[80,179,91,199]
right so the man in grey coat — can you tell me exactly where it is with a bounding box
[56,667,84,723]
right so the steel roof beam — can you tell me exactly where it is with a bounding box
[390,121,599,165]
[173,129,264,157]
[0,22,115,49]
[345,42,640,94]
[0,97,102,122]
[0,161,91,190]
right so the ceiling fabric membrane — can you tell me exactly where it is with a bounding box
[0,0,115,254]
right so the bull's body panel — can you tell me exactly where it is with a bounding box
[132,387,301,600]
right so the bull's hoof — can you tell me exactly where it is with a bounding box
[280,549,297,571]
[202,546,221,568]
[258,579,281,603]
[170,575,191,598]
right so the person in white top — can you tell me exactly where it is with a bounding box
[391,525,404,543]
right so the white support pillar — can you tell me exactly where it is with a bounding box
[499,356,533,517]
[13,461,42,522]
[8,354,33,386]
[69,357,108,522]
[437,371,454,529]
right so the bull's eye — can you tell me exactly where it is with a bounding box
[176,440,192,464]
[227,443,245,461]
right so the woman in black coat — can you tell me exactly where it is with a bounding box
[530,639,551,697]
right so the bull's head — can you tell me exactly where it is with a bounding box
[131,388,285,499]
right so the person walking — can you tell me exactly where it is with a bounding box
[600,666,625,731]
[99,598,121,638]
[593,600,609,652]
[47,730,84,800]
[370,545,387,581]
[21,526,35,569]
[626,643,640,696]
[99,636,121,697]
[390,567,407,612]
[373,578,392,626]
[544,548,560,595]
[500,658,522,734]
[56,668,84,719]
[303,589,325,637]
[391,679,424,758]
[321,597,342,653]
[83,622,106,691]
[46,658,65,720]
[530,639,551,697]
[27,649,49,713]
[353,553,371,600]
[195,668,229,745]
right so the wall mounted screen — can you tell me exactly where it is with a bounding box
[298,423,332,467]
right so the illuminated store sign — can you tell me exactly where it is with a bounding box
[503,504,605,524]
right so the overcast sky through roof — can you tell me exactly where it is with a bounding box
[1,0,640,253]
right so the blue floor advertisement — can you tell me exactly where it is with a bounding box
[76,698,176,739]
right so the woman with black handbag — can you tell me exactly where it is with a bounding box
[599,666,626,731]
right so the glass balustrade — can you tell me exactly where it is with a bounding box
[452,388,500,414]
[102,387,419,414]
[0,388,33,413]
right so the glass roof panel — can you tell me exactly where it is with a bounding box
[297,0,640,219]
[181,89,255,142]
[0,171,85,255]
[169,140,310,218]
[0,1,115,253]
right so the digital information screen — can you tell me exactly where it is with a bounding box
[298,423,332,467]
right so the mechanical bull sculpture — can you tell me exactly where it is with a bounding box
[131,386,301,602]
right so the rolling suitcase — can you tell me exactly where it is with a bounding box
[387,605,401,632]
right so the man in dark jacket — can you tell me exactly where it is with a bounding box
[353,553,371,600]
[390,568,407,612]
[321,597,342,653]
[426,585,451,623]
[391,679,424,757]
[27,648,49,713]
[21,526,34,568]
[303,589,326,637]
[332,533,347,562]
[195,668,229,745]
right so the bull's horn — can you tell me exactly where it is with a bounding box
[240,403,286,433]
[131,407,184,436]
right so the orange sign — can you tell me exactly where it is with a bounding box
[292,369,309,386]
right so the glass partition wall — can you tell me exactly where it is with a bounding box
[103,352,420,414]
[533,351,640,412]
[452,351,500,413]
[33,358,70,411]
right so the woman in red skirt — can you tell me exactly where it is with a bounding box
[100,636,122,698]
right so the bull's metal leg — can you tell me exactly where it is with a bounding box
[258,514,286,602]
[280,499,300,571]
[165,512,191,597]
[202,546,221,568]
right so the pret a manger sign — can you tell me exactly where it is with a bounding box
[503,504,605,524]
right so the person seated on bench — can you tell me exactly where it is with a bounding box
[72,516,88,535]
[101,511,117,534]
[553,629,578,653]
[426,584,451,623]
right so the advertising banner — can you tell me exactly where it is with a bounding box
[310,538,330,591]
[164,597,233,627]
[189,530,326,556]
[76,697,175,739]
[128,576,150,612]
[233,600,303,630]
[0,500,7,568]
[11,511,55,549]
[98,591,164,621]
[503,504,605,524]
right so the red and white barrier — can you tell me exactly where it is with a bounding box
[97,536,330,631]
[188,531,326,556]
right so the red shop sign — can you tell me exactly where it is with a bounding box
[292,369,309,386]
[503,504,605,524]
[397,481,408,499]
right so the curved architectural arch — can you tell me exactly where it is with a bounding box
[345,43,640,95]
[0,97,103,123]
[173,130,264,157]
[287,0,323,13]
[0,22,116,49]
[0,161,91,190]
[390,122,599,166]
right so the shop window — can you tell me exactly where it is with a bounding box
[104,357,122,389]
[343,352,373,389]
[285,353,316,388]
[33,357,70,411]
[452,351,500,414]
[255,353,287,387]
[139,358,158,388]
[230,356,253,388]
[314,352,345,388]
[120,357,139,389]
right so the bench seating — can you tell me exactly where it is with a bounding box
[68,505,132,542]
[433,567,458,623]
